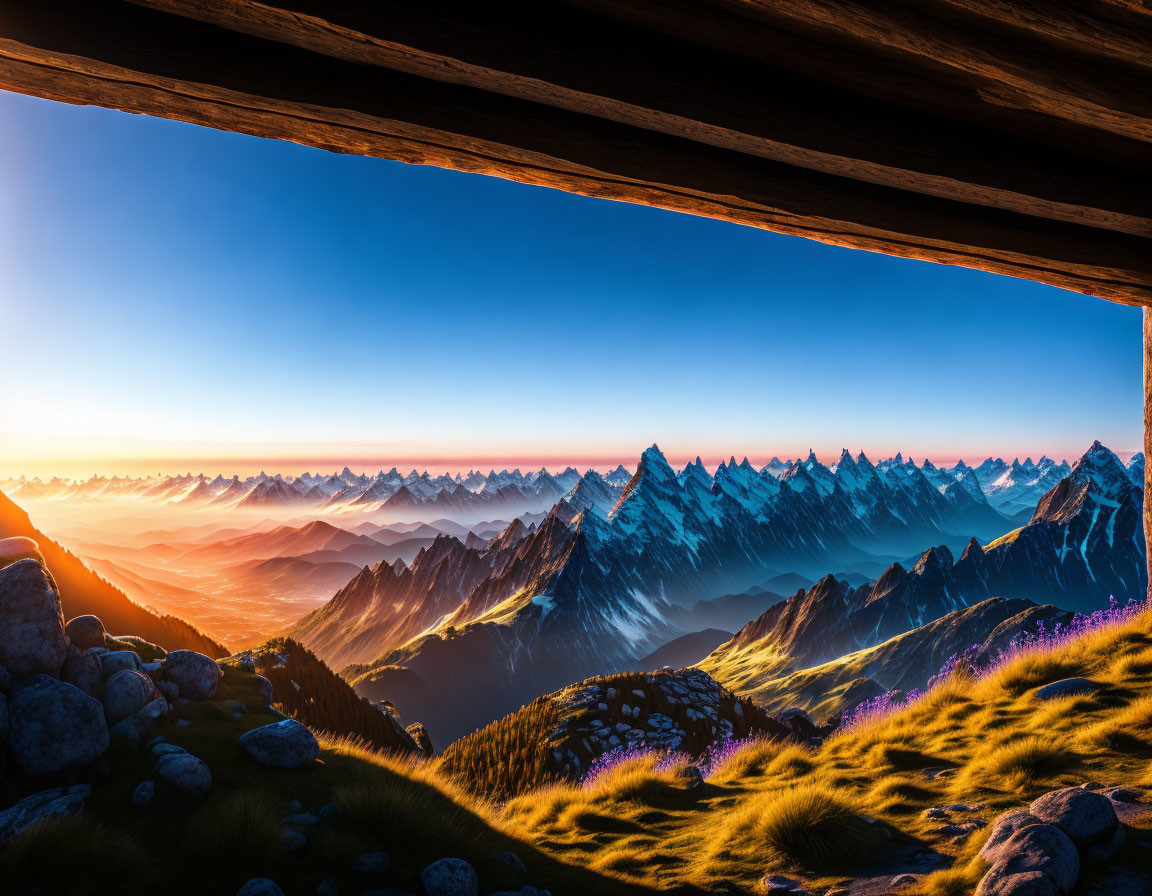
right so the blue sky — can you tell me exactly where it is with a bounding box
[0,90,1141,476]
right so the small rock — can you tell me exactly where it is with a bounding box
[161,650,221,701]
[64,615,106,650]
[108,717,141,751]
[157,680,179,702]
[760,875,801,892]
[1034,678,1100,701]
[132,781,155,809]
[499,849,526,877]
[133,696,169,734]
[420,858,478,896]
[281,829,307,851]
[1102,786,1141,804]
[678,764,704,789]
[891,874,918,886]
[0,559,69,680]
[316,877,339,896]
[155,752,212,798]
[8,675,110,775]
[318,802,336,821]
[237,881,286,896]
[152,742,187,756]
[353,851,389,874]
[287,799,303,811]
[100,650,144,678]
[1080,782,1104,791]
[239,719,319,769]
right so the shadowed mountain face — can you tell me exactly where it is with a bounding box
[288,442,1025,746]
[701,441,1145,705]
[0,490,227,656]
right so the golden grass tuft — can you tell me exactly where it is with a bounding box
[719,783,888,870]
[962,735,1077,791]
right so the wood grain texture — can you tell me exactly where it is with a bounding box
[0,0,1149,303]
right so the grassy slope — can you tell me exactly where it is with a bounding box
[497,608,1152,894]
[7,610,1152,895]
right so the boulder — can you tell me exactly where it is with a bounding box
[0,783,91,843]
[237,880,286,896]
[353,851,389,874]
[102,669,159,725]
[100,650,144,678]
[155,752,212,798]
[977,823,1079,896]
[406,721,434,756]
[61,645,103,698]
[162,650,221,700]
[64,615,106,651]
[0,559,68,680]
[980,811,1044,862]
[1029,787,1119,849]
[157,680,179,702]
[132,780,154,809]
[109,717,141,751]
[8,675,110,775]
[420,858,479,896]
[239,719,319,769]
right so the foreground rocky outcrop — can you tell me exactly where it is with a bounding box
[978,785,1139,895]
[0,557,264,842]
[439,666,794,798]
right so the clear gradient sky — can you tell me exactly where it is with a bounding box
[0,91,1141,478]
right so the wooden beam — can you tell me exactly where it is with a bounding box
[0,0,1148,303]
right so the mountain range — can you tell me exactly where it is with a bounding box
[286,441,1142,745]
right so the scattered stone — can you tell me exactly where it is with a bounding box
[353,851,390,874]
[1101,786,1141,804]
[64,615,106,650]
[421,858,479,896]
[0,559,68,680]
[1029,787,1119,850]
[132,781,155,809]
[100,650,144,678]
[61,645,103,698]
[760,875,801,893]
[239,719,319,769]
[499,850,526,877]
[161,650,221,700]
[102,669,159,725]
[134,697,169,734]
[237,881,286,896]
[8,675,110,775]
[282,829,307,851]
[0,784,91,843]
[1034,678,1100,701]
[108,717,141,751]
[678,764,704,789]
[155,752,212,798]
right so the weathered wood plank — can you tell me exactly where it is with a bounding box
[0,0,1148,304]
